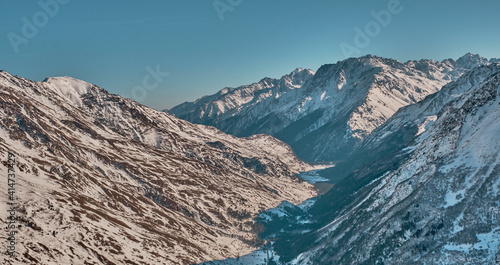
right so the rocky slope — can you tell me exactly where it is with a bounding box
[168,53,497,162]
[0,71,317,264]
[272,64,500,264]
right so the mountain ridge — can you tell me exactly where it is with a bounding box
[264,63,500,264]
[168,53,494,161]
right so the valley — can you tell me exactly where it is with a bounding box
[1,53,499,264]
[171,54,500,264]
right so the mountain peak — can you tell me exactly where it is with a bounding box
[43,76,94,107]
[287,66,314,77]
[258,76,276,85]
[0,70,13,78]
[459,52,478,58]
[456,52,489,69]
[44,76,93,96]
[360,54,379,59]
[290,67,315,75]
[337,54,399,69]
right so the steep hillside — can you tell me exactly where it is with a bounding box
[0,71,316,264]
[274,64,500,264]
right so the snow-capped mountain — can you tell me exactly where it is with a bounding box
[0,71,317,264]
[168,67,315,134]
[168,53,494,161]
[270,64,500,264]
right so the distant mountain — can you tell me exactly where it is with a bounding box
[270,64,500,264]
[0,72,316,264]
[168,67,315,135]
[168,53,494,162]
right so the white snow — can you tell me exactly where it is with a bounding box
[44,76,93,107]
[320,91,326,100]
[0,70,318,265]
[416,115,437,136]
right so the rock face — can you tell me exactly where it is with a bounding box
[271,64,500,264]
[168,53,495,161]
[0,71,316,264]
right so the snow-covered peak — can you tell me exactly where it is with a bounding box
[0,70,12,80]
[0,70,18,80]
[43,76,93,107]
[282,67,315,88]
[313,55,397,80]
[456,52,490,69]
[44,76,92,95]
[0,71,16,89]
[290,67,315,76]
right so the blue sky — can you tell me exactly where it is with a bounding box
[1,0,499,109]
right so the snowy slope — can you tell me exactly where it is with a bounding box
[278,64,500,264]
[169,68,315,135]
[0,71,317,265]
[168,53,494,161]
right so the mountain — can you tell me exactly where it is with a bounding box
[270,64,500,264]
[168,53,494,162]
[0,71,317,264]
[168,67,315,135]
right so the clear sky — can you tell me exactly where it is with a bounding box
[1,0,499,109]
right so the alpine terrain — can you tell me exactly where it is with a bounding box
[168,53,499,162]
[258,63,500,264]
[1,53,499,265]
[0,71,318,264]
[176,55,500,265]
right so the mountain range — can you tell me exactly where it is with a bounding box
[199,57,500,265]
[270,63,500,264]
[1,53,499,264]
[168,53,499,162]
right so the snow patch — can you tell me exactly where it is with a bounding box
[416,115,437,136]
[44,76,92,107]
